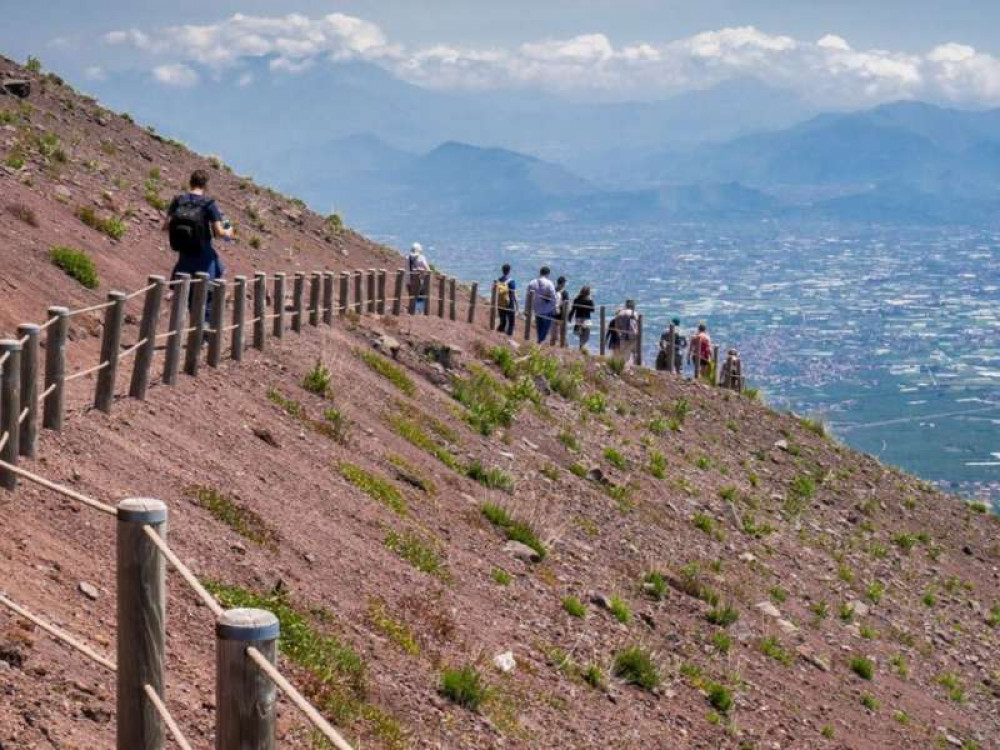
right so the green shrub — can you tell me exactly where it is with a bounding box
[317,408,350,445]
[491,568,512,586]
[367,599,419,656]
[613,646,659,690]
[606,357,626,377]
[357,350,415,396]
[861,693,879,711]
[384,530,447,579]
[26,56,42,73]
[642,571,667,600]
[893,533,917,552]
[302,360,332,397]
[267,388,304,419]
[647,451,667,479]
[569,462,588,478]
[866,581,885,604]
[582,392,606,414]
[609,595,631,624]
[188,485,278,549]
[582,664,605,690]
[465,460,514,492]
[481,503,546,559]
[562,596,586,618]
[706,682,733,714]
[453,367,531,436]
[339,463,406,515]
[75,206,127,240]
[759,636,792,665]
[3,149,25,169]
[326,213,344,232]
[387,415,462,472]
[850,656,874,680]
[987,605,1000,628]
[672,398,689,423]
[557,430,580,452]
[769,586,787,604]
[706,603,739,627]
[440,665,486,710]
[711,631,732,654]
[799,416,827,437]
[49,245,98,289]
[603,447,627,470]
[693,513,716,536]
[937,672,965,703]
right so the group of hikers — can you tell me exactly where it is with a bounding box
[163,169,741,388]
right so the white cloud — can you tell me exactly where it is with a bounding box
[152,63,199,87]
[84,66,107,81]
[103,14,1000,106]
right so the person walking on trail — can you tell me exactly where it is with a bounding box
[568,285,595,352]
[689,322,713,380]
[720,348,743,391]
[609,300,639,364]
[164,169,233,319]
[495,263,518,336]
[551,276,570,344]
[407,242,430,313]
[526,266,559,344]
[656,317,686,372]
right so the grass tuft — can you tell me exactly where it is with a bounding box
[339,463,407,515]
[384,529,448,579]
[562,596,586,618]
[357,349,415,396]
[49,245,98,289]
[481,503,546,559]
[465,460,514,492]
[302,360,332,397]
[612,646,659,690]
[188,485,278,549]
[440,665,487,710]
[849,656,874,680]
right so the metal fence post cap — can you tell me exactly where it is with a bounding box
[217,608,280,642]
[17,324,40,334]
[147,274,166,282]
[47,305,70,315]
[109,290,127,300]
[0,340,22,351]
[117,497,168,523]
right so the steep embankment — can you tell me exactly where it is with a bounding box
[1,57,999,750]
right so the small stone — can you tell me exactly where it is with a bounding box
[755,601,781,618]
[776,619,799,635]
[54,184,71,199]
[493,651,516,673]
[739,552,757,563]
[503,540,541,563]
[945,735,963,748]
[78,582,100,601]
[796,645,831,672]
[230,542,247,555]
[848,600,870,618]
[774,439,789,451]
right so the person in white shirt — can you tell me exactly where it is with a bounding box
[406,242,431,313]
[526,266,559,344]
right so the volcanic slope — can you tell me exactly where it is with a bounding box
[1,56,999,750]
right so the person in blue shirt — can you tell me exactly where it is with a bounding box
[526,266,559,344]
[163,169,233,319]
[495,263,517,336]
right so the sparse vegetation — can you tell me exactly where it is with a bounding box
[268,388,305,419]
[367,599,419,656]
[613,646,659,690]
[453,366,532,435]
[606,356,626,376]
[49,245,98,289]
[481,503,546,559]
[440,665,487,710]
[603,447,627,470]
[384,529,447,579]
[706,603,739,627]
[188,485,278,549]
[6,202,39,227]
[317,407,351,445]
[706,682,733,714]
[492,569,512,586]
[357,349,415,396]
[850,656,874,681]
[557,429,580,452]
[937,672,965,703]
[861,693,879,712]
[75,206,126,240]
[642,571,667,600]
[465,460,514,492]
[711,631,732,654]
[646,450,667,479]
[339,463,407,515]
[608,595,631,624]
[582,392,607,414]
[582,664,605,690]
[759,636,792,665]
[302,360,332,397]
[388,414,462,472]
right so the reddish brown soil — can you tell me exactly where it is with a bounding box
[1,56,999,750]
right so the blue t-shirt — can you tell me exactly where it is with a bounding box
[168,193,223,276]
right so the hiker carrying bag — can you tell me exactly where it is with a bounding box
[496,280,511,308]
[616,310,638,341]
[168,195,210,256]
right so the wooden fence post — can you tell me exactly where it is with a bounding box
[448,278,457,321]
[309,272,321,327]
[292,273,305,333]
[207,281,227,368]
[232,276,247,361]
[377,269,387,315]
[523,290,535,342]
[467,282,479,325]
[0,340,22,490]
[666,323,676,374]
[95,291,127,412]
[366,269,376,314]
[253,273,267,352]
[272,273,286,339]
[488,282,498,331]
[599,306,607,356]
[129,276,166,401]
[423,273,432,317]
[392,270,405,316]
[712,345,721,386]
[322,272,335,326]
[437,275,446,318]
[216,608,279,749]
[354,271,364,314]
[17,324,39,458]
[636,314,644,367]
[339,272,350,317]
[116,498,167,750]
[185,274,210,376]
[559,301,569,348]
[163,275,189,386]
[42,306,68,432]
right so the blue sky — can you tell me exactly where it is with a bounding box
[3,1,1000,106]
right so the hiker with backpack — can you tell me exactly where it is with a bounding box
[407,243,431,313]
[495,264,518,336]
[526,266,559,344]
[164,169,233,319]
[689,322,713,380]
[551,276,571,345]
[656,317,686,372]
[608,300,639,364]
[720,348,743,391]
[568,285,595,352]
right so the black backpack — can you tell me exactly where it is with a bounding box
[168,195,210,255]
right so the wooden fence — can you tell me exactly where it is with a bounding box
[0,263,744,748]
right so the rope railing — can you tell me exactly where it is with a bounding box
[64,359,109,382]
[0,592,117,672]
[66,300,115,318]
[143,684,194,750]
[126,282,158,300]
[0,457,118,515]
